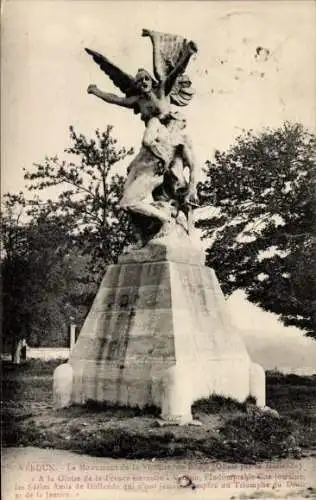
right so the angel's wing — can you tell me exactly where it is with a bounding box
[142,29,197,107]
[85,48,139,97]
[169,74,195,106]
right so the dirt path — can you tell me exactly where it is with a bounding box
[2,447,316,500]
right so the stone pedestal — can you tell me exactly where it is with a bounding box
[68,240,265,422]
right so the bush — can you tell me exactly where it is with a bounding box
[221,412,296,461]
[192,394,256,414]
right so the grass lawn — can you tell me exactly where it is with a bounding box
[2,359,316,462]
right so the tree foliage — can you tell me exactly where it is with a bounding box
[24,125,134,275]
[3,122,315,349]
[1,193,85,350]
[2,126,134,349]
[197,122,316,337]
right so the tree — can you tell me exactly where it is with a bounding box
[24,125,134,277]
[2,126,135,353]
[197,122,316,338]
[1,193,29,359]
[1,193,88,355]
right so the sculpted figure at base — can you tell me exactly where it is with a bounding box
[86,29,199,246]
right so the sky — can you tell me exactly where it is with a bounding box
[1,0,316,362]
[2,0,315,193]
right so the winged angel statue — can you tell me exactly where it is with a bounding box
[86,29,199,248]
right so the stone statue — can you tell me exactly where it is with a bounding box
[86,29,199,248]
[56,31,266,423]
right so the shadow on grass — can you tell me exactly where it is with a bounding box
[192,394,256,414]
[2,400,299,462]
[3,411,297,462]
[2,361,315,461]
[2,359,67,376]
[83,400,161,418]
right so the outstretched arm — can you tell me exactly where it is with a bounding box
[87,84,138,109]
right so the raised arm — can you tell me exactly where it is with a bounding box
[164,41,198,95]
[87,84,138,109]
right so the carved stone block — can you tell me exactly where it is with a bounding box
[68,241,266,420]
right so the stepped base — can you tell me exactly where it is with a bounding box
[66,242,265,421]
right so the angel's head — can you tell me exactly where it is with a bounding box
[135,68,154,94]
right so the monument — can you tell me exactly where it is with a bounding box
[54,29,265,424]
